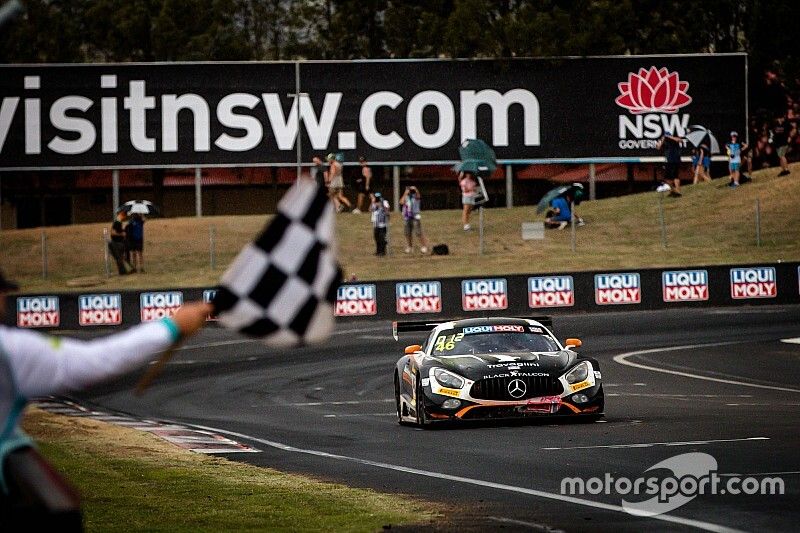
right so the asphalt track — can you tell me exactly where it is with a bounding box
[77,305,800,532]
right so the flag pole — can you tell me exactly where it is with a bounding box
[135,344,181,395]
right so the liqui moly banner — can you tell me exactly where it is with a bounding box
[203,289,218,321]
[16,296,59,328]
[336,284,377,316]
[79,293,122,326]
[140,291,183,321]
[730,267,777,299]
[462,278,508,311]
[528,275,575,308]
[662,270,709,302]
[0,55,745,169]
[396,281,441,314]
[595,273,641,305]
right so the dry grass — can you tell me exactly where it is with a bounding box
[2,164,799,293]
[23,408,441,532]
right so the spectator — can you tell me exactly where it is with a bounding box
[458,171,477,231]
[750,135,772,171]
[726,131,748,187]
[770,115,796,176]
[310,155,326,189]
[0,270,211,505]
[656,130,684,197]
[544,194,572,230]
[326,153,351,213]
[126,213,145,272]
[400,186,429,254]
[369,191,390,256]
[353,156,372,214]
[108,211,132,275]
[692,143,712,184]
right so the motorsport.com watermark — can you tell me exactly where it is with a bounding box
[560,452,785,516]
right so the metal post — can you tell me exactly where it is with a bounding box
[505,164,513,208]
[755,199,761,247]
[589,163,596,201]
[103,228,110,277]
[658,193,667,249]
[112,169,120,215]
[41,230,48,279]
[479,206,485,255]
[195,167,202,217]
[0,173,3,231]
[295,61,302,182]
[392,166,400,212]
[209,225,216,270]
[570,201,576,252]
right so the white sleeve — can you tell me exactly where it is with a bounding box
[0,321,178,399]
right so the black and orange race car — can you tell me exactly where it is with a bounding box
[393,317,603,426]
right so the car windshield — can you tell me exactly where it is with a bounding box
[430,329,560,356]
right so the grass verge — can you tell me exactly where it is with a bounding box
[1,164,799,293]
[22,408,440,532]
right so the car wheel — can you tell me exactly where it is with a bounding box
[415,377,429,428]
[394,372,403,424]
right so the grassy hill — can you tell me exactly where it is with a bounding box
[2,164,798,294]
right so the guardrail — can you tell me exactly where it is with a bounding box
[4,262,799,329]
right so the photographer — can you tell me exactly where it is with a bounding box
[400,186,430,255]
[656,130,684,197]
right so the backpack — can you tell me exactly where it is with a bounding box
[432,244,449,255]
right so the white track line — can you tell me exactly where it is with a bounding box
[781,338,800,345]
[488,516,565,532]
[541,437,769,451]
[187,423,744,533]
[613,342,800,393]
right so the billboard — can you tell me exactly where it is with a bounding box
[0,55,746,169]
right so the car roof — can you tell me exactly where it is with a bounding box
[437,317,547,330]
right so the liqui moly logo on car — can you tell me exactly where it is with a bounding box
[595,273,641,305]
[528,275,575,308]
[140,291,183,322]
[396,281,441,314]
[336,284,377,316]
[79,294,122,326]
[616,66,692,150]
[203,289,218,321]
[16,296,59,328]
[730,267,777,299]
[662,270,709,302]
[462,278,507,311]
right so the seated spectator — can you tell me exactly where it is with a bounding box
[544,194,572,230]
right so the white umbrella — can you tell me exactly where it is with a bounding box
[118,200,159,216]
[685,125,720,154]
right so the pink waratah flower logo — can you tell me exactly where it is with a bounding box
[616,67,692,114]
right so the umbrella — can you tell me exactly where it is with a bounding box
[458,139,497,173]
[536,183,585,214]
[117,200,160,216]
[685,125,720,154]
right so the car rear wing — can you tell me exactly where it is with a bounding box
[392,316,553,341]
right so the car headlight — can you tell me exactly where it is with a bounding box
[433,368,465,389]
[564,362,589,384]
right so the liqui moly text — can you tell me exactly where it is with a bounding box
[595,273,641,305]
[730,267,776,299]
[528,275,575,308]
[17,296,59,328]
[336,284,377,316]
[140,291,183,322]
[79,293,122,326]
[396,282,441,314]
[662,270,709,302]
[462,278,508,311]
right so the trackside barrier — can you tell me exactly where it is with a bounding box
[3,262,799,329]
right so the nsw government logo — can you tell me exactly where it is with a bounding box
[616,66,692,150]
[140,291,183,322]
[336,284,377,316]
[662,270,709,302]
[462,278,507,311]
[528,275,574,308]
[396,281,441,314]
[595,273,641,305]
[79,294,122,326]
[17,296,59,328]
[730,267,776,299]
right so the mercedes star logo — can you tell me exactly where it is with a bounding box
[508,378,527,399]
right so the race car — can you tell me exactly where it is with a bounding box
[393,317,603,426]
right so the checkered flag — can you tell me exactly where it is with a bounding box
[211,179,342,347]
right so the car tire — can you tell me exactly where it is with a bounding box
[394,372,404,425]
[415,377,429,428]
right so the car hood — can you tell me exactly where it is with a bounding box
[427,351,577,381]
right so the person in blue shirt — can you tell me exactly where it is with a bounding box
[545,194,572,230]
[726,131,749,187]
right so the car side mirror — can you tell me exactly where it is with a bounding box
[404,344,422,354]
[565,338,582,349]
